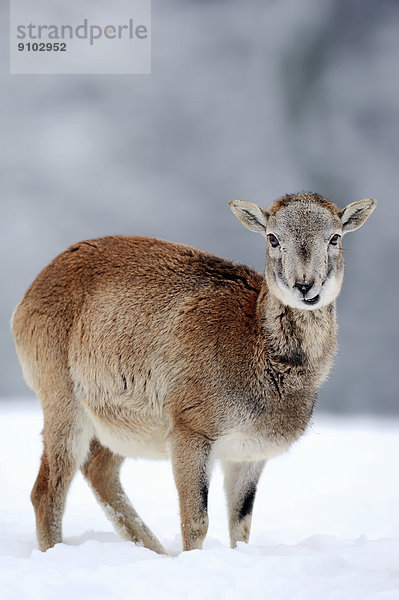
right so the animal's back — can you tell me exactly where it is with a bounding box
[12,236,262,456]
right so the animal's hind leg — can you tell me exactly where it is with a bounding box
[81,439,166,554]
[31,402,91,551]
[31,449,75,551]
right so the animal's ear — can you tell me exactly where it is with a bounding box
[338,198,377,234]
[229,200,269,234]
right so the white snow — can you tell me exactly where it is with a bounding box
[1,400,399,599]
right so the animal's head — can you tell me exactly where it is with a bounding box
[230,192,376,310]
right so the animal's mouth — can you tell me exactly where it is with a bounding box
[302,294,320,306]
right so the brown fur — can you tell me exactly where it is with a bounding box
[11,193,375,553]
[268,191,339,216]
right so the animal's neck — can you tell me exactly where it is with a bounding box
[256,279,338,371]
[249,280,337,443]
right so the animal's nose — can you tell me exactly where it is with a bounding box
[295,281,314,295]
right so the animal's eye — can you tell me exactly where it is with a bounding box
[267,234,280,248]
[329,234,340,246]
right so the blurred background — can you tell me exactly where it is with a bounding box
[1,0,398,413]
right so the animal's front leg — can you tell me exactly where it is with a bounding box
[222,459,265,547]
[171,428,213,551]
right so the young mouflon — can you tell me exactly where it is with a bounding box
[12,192,376,554]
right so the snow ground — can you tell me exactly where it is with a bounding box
[1,401,399,599]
